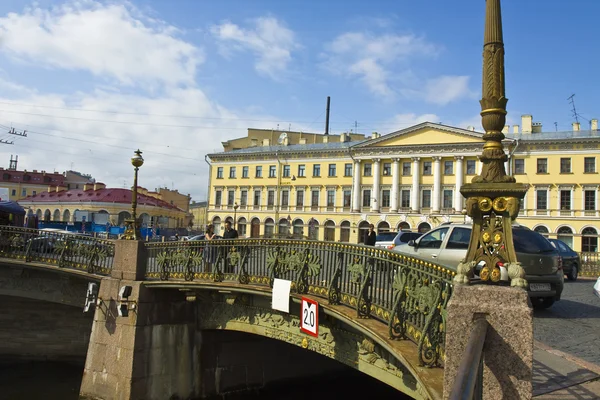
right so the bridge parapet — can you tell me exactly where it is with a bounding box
[0,226,115,276]
[145,238,455,368]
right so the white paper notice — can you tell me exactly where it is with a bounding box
[272,278,292,313]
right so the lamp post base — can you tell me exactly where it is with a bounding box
[123,218,142,240]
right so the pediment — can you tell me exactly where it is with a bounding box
[354,123,485,149]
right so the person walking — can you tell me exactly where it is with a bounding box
[203,224,218,272]
[364,224,377,246]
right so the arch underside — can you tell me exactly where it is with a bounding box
[0,262,97,307]
[192,290,435,400]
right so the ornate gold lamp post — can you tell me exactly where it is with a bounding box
[124,149,144,240]
[455,0,529,287]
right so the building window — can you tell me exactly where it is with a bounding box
[283,165,290,177]
[560,158,571,174]
[344,163,352,177]
[311,190,319,209]
[240,190,248,206]
[313,164,321,177]
[227,190,234,206]
[21,189,26,197]
[382,163,391,176]
[215,190,222,207]
[296,190,304,207]
[422,190,431,208]
[585,157,596,173]
[582,227,598,252]
[281,190,289,207]
[560,190,571,210]
[537,158,547,173]
[362,190,371,207]
[328,164,336,177]
[255,166,262,178]
[514,159,525,174]
[402,162,411,176]
[229,167,236,178]
[534,190,547,210]
[443,189,453,209]
[444,161,453,175]
[401,190,411,209]
[298,165,305,177]
[381,190,390,207]
[343,190,351,208]
[363,163,372,176]
[267,190,275,207]
[269,166,276,178]
[423,161,432,175]
[254,190,261,206]
[585,190,596,211]
[242,166,249,178]
[466,160,476,175]
[32,191,36,195]
[327,190,335,208]
[217,167,223,179]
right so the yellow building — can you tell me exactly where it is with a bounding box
[206,116,599,252]
[18,183,189,229]
[189,201,208,230]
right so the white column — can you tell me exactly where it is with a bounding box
[352,160,361,212]
[454,156,464,212]
[371,158,381,213]
[411,157,420,212]
[390,158,400,213]
[432,157,442,213]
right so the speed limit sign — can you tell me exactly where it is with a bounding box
[300,297,318,337]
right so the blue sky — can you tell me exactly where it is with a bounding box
[0,0,597,201]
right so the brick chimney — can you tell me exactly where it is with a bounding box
[572,122,581,132]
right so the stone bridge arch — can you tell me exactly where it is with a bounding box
[0,261,100,307]
[145,285,438,400]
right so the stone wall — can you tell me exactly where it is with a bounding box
[0,295,93,364]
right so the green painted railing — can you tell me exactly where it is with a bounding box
[579,252,600,277]
[145,238,455,367]
[0,226,115,275]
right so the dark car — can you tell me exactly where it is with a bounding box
[548,239,580,281]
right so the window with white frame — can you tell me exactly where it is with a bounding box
[536,189,548,210]
[381,189,390,207]
[421,189,431,208]
[242,166,249,178]
[229,167,236,178]
[327,189,335,208]
[443,189,453,209]
[296,190,304,207]
[227,190,234,206]
[401,189,411,209]
[298,165,305,177]
[402,162,411,176]
[343,190,351,208]
[560,189,571,210]
[585,157,596,173]
[362,189,371,207]
[584,189,596,211]
[444,161,453,175]
[466,160,476,175]
[217,167,223,179]
[514,159,525,174]
[281,190,289,207]
[382,163,391,176]
[215,190,222,206]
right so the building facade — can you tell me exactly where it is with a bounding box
[19,184,188,229]
[206,117,600,252]
[189,201,208,230]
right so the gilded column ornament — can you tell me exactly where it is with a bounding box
[456,0,529,288]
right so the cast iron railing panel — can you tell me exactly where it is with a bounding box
[0,226,114,275]
[145,238,455,367]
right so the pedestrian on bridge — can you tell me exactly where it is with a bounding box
[365,224,376,246]
[203,224,218,272]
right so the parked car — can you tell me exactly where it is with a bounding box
[393,223,563,309]
[375,231,423,249]
[548,239,580,281]
[187,234,222,241]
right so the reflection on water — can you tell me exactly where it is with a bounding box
[0,362,83,400]
[0,361,412,400]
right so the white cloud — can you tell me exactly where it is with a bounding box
[423,76,475,105]
[0,1,203,86]
[322,31,438,97]
[211,16,298,79]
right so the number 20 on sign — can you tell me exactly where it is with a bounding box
[300,297,318,337]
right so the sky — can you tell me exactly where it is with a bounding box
[0,0,597,202]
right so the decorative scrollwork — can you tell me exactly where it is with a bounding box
[327,251,344,305]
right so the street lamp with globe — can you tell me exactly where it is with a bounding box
[125,149,144,240]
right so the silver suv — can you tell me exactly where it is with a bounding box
[393,223,563,309]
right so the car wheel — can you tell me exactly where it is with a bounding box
[567,265,578,281]
[532,297,555,309]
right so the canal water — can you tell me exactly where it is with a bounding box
[0,361,412,400]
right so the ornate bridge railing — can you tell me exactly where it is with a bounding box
[145,238,455,367]
[0,226,115,275]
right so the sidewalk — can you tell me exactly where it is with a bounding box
[533,340,600,399]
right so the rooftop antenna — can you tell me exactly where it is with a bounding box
[568,94,579,124]
[324,96,330,135]
[554,122,558,132]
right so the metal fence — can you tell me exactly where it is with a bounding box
[145,238,454,367]
[0,226,115,275]
[579,252,600,277]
